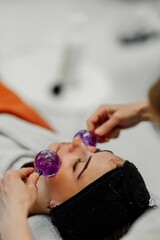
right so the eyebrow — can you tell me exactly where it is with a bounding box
[77,149,113,179]
[77,155,92,180]
[96,149,114,154]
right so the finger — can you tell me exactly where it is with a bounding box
[107,128,121,139]
[87,108,108,131]
[87,113,100,131]
[87,118,94,131]
[94,116,119,137]
[98,127,121,142]
[98,137,110,143]
[87,106,106,130]
[16,168,35,179]
[25,172,40,187]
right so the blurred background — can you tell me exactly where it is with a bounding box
[0,0,160,196]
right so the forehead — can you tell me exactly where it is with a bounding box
[88,151,124,172]
[91,149,124,162]
[76,151,125,188]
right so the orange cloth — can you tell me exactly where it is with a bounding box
[0,81,54,131]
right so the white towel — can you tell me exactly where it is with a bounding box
[0,114,63,240]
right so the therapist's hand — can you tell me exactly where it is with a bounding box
[0,168,39,222]
[87,101,150,142]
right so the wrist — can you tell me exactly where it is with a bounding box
[1,210,27,227]
[137,100,151,122]
[0,212,32,240]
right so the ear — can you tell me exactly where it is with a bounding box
[50,199,58,209]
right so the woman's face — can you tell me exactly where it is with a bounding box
[38,137,125,208]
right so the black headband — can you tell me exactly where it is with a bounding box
[50,161,150,240]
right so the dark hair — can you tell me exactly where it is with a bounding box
[50,161,150,240]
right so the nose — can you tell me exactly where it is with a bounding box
[72,137,97,153]
[72,136,84,146]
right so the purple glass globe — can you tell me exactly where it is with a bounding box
[74,129,97,147]
[34,150,61,177]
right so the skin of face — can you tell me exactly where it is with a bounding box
[32,137,124,214]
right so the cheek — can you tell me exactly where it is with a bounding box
[51,173,80,203]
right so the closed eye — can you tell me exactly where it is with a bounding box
[77,156,92,179]
[73,160,79,172]
[73,149,114,175]
[73,158,85,172]
[77,149,114,179]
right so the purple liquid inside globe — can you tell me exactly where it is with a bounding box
[74,129,97,147]
[34,150,61,177]
[34,130,96,177]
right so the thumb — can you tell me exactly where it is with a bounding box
[26,172,40,187]
[94,117,118,137]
